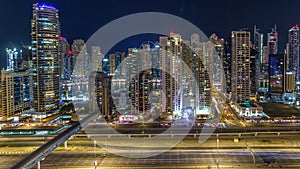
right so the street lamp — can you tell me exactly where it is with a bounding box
[94,160,97,169]
[37,157,45,169]
[216,138,219,152]
[216,138,219,169]
[94,140,97,168]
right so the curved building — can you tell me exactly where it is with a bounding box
[31,3,60,115]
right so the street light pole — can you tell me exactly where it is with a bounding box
[94,140,97,169]
[37,161,40,169]
[216,138,220,169]
[216,138,219,152]
[245,143,256,167]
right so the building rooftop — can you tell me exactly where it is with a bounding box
[240,101,257,108]
[260,102,300,118]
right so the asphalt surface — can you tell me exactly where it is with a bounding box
[2,134,300,168]
[1,149,300,168]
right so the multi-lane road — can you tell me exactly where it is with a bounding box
[3,149,300,168]
[2,132,300,168]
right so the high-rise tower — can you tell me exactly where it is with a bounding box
[31,3,60,114]
[231,31,251,103]
[288,25,299,84]
[267,25,278,55]
[253,25,264,68]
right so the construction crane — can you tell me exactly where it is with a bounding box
[9,41,16,50]
[239,27,249,31]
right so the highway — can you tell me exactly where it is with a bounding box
[2,147,300,168]
[8,118,300,168]
[2,130,300,147]
[2,133,300,168]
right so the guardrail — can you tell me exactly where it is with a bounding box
[11,120,300,169]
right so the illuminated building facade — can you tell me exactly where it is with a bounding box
[127,44,160,118]
[159,33,183,119]
[159,33,211,119]
[231,31,251,103]
[62,51,74,80]
[91,46,103,72]
[90,71,113,119]
[288,25,300,85]
[267,25,278,55]
[253,25,264,68]
[59,36,70,79]
[109,51,125,76]
[261,46,269,79]
[269,54,285,94]
[31,3,60,114]
[21,46,32,70]
[6,48,20,71]
[250,48,260,94]
[0,70,32,121]
[286,72,295,93]
[189,35,211,112]
[71,39,85,61]
[129,70,151,115]
[72,39,88,78]
[223,38,232,93]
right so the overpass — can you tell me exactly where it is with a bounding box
[11,112,99,169]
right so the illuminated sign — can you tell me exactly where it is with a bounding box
[119,114,138,121]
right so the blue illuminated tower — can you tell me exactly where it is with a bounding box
[269,54,285,95]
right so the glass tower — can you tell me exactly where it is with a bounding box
[31,3,60,114]
[288,25,299,85]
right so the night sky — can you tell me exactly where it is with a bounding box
[1,0,300,69]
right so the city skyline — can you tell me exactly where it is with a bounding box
[3,2,300,169]
[2,0,300,69]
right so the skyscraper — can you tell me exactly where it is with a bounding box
[253,25,264,68]
[159,33,183,119]
[31,3,60,114]
[224,38,232,93]
[0,70,32,121]
[267,25,278,55]
[90,71,113,120]
[62,51,74,80]
[71,39,85,60]
[126,43,161,119]
[59,36,70,79]
[21,45,32,70]
[6,48,19,71]
[109,51,125,76]
[286,72,296,93]
[269,54,285,95]
[250,48,260,94]
[231,31,251,103]
[129,70,151,115]
[188,33,212,117]
[288,25,299,85]
[209,33,225,87]
[72,39,88,78]
[91,46,103,72]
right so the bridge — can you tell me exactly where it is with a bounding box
[11,112,99,169]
